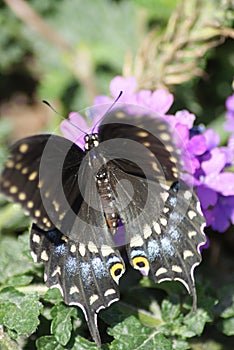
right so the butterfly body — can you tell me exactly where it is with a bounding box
[0,107,206,346]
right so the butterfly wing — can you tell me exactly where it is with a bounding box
[1,134,126,345]
[30,223,125,346]
[109,164,206,308]
[0,134,85,236]
[98,109,206,307]
[99,107,181,183]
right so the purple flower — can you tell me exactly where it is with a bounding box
[94,76,174,115]
[204,195,234,232]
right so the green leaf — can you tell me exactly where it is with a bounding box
[43,287,63,303]
[172,339,190,350]
[183,309,211,337]
[0,326,21,350]
[109,316,172,350]
[50,303,78,346]
[36,336,64,350]
[0,203,29,232]
[161,300,181,322]
[0,287,42,336]
[219,317,234,336]
[0,232,36,285]
[72,336,100,349]
[6,274,33,287]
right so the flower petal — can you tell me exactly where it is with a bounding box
[174,110,196,129]
[201,148,226,175]
[60,112,88,149]
[196,185,218,209]
[150,89,174,114]
[187,135,207,156]
[204,172,234,196]
[110,76,137,99]
[203,128,220,150]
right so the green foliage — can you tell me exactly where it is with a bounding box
[0,229,232,349]
[108,316,172,349]
[50,303,78,346]
[0,287,42,336]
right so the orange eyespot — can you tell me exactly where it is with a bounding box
[110,263,125,284]
[132,256,149,276]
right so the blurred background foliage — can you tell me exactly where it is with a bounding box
[0,0,234,349]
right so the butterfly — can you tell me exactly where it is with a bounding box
[0,106,206,346]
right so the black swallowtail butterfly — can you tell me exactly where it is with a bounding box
[0,106,206,346]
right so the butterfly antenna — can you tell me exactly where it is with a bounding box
[91,90,123,133]
[43,100,86,135]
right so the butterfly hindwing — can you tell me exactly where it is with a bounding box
[126,180,206,308]
[30,223,125,346]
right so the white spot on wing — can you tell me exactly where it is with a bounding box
[104,288,116,297]
[160,192,169,202]
[184,190,192,200]
[41,250,49,261]
[89,294,99,305]
[188,231,197,239]
[70,286,79,295]
[155,267,168,276]
[160,217,167,226]
[172,265,182,273]
[143,224,152,239]
[183,250,194,259]
[101,245,114,256]
[70,244,76,253]
[88,241,98,253]
[153,221,161,235]
[130,235,144,247]
[188,210,197,220]
[32,233,40,244]
[79,243,86,257]
[52,266,61,277]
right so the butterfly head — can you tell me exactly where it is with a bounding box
[84,133,99,152]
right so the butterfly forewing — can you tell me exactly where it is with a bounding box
[0,134,85,234]
[99,108,181,183]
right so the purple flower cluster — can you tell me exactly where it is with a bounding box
[61,76,234,233]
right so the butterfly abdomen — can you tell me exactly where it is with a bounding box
[96,167,119,234]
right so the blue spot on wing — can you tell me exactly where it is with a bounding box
[161,237,175,256]
[106,256,122,268]
[91,257,109,279]
[147,240,160,262]
[130,248,147,259]
[168,227,181,241]
[54,243,66,255]
[80,262,92,285]
[66,256,78,275]
[168,196,177,207]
